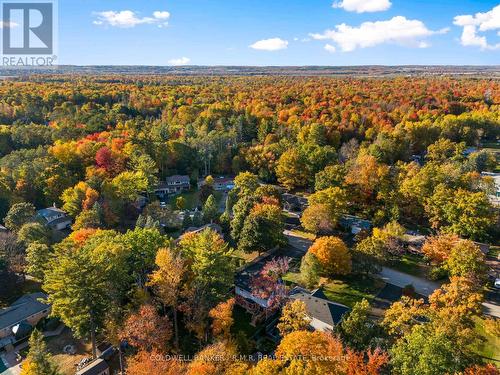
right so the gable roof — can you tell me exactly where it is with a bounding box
[37,206,67,219]
[0,293,50,330]
[289,287,349,327]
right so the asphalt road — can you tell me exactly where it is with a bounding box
[380,267,500,318]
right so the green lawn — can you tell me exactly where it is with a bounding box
[167,189,223,210]
[472,317,500,363]
[322,275,385,308]
[283,272,384,308]
[390,254,429,278]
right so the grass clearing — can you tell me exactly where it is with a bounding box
[46,328,92,375]
[472,316,500,364]
[283,271,384,308]
[390,254,429,278]
[322,275,385,308]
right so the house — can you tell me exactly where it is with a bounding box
[282,193,308,213]
[37,204,72,230]
[198,176,235,191]
[288,287,350,332]
[235,246,306,323]
[340,215,372,235]
[481,172,500,205]
[76,359,110,375]
[154,175,190,199]
[183,223,222,237]
[0,293,51,351]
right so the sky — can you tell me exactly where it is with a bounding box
[51,0,500,65]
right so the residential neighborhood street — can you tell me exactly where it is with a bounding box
[380,267,500,318]
[379,267,441,296]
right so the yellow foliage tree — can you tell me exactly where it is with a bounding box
[308,236,352,275]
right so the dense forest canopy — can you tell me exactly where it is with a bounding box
[0,76,497,234]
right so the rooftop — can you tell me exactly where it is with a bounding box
[289,287,350,327]
[0,293,50,330]
[76,358,109,375]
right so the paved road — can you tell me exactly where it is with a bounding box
[380,267,500,318]
[283,230,312,253]
[379,267,441,296]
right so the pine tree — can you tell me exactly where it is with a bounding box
[20,329,59,375]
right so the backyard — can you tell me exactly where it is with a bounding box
[283,272,385,308]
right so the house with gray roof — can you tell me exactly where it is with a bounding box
[76,358,110,375]
[0,293,51,351]
[154,175,190,199]
[289,287,350,332]
[37,204,72,230]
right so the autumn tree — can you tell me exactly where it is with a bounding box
[338,299,373,350]
[276,148,309,190]
[20,329,59,375]
[4,202,36,232]
[421,233,460,264]
[178,229,234,340]
[301,187,347,234]
[17,222,50,246]
[120,304,172,352]
[43,243,110,358]
[300,251,320,288]
[148,248,185,349]
[126,350,185,375]
[238,203,286,254]
[445,241,487,282]
[209,298,235,340]
[308,236,352,276]
[202,194,218,223]
[26,242,51,281]
[277,299,311,336]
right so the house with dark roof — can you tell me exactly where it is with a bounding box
[154,175,190,199]
[37,204,72,230]
[76,358,110,375]
[289,287,350,332]
[234,246,307,323]
[0,293,51,351]
[340,214,372,235]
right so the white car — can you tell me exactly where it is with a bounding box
[495,278,500,289]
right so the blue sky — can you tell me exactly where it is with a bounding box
[56,0,500,65]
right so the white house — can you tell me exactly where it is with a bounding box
[37,204,72,230]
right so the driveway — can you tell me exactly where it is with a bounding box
[283,230,312,253]
[379,267,440,296]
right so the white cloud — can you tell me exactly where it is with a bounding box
[310,16,446,52]
[324,44,336,53]
[93,10,170,28]
[0,21,18,28]
[250,38,288,51]
[168,57,191,66]
[453,5,500,50]
[153,11,170,20]
[333,0,391,13]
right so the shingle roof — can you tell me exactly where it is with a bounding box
[0,293,50,330]
[290,287,350,327]
[165,175,190,184]
[76,359,109,375]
